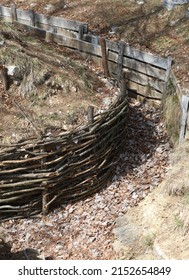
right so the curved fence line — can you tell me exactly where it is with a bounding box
[0,88,128,221]
[0,5,176,221]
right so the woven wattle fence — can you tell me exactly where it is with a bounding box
[0,89,128,221]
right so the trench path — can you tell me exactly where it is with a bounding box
[2,96,170,260]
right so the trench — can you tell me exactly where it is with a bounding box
[0,5,176,259]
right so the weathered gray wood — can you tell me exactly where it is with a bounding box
[35,22,78,38]
[164,56,172,82]
[13,21,46,39]
[127,82,162,100]
[169,70,182,104]
[16,8,31,22]
[83,34,99,45]
[179,95,189,143]
[45,31,53,43]
[100,38,109,77]
[28,9,35,26]
[117,40,125,82]
[34,13,88,33]
[42,187,49,215]
[0,6,11,17]
[0,66,9,91]
[88,106,94,130]
[11,4,17,22]
[108,61,165,93]
[120,72,128,99]
[53,33,102,56]
[106,40,169,70]
[78,24,85,40]
[108,51,166,81]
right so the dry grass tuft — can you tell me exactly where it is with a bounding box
[160,141,189,196]
[161,92,181,146]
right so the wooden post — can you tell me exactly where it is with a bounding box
[0,65,9,91]
[45,31,53,43]
[78,24,85,40]
[120,72,128,100]
[100,37,109,77]
[164,56,172,93]
[179,95,189,143]
[117,40,125,83]
[29,9,35,26]
[88,106,94,130]
[42,187,49,215]
[11,3,17,22]
[165,56,173,83]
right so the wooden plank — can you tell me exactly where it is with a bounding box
[108,50,166,81]
[35,22,78,39]
[127,81,162,100]
[128,90,161,107]
[34,13,88,33]
[83,34,99,45]
[106,40,169,70]
[0,5,12,17]
[179,95,189,143]
[108,61,165,93]
[53,33,102,57]
[13,21,46,39]
[16,8,31,21]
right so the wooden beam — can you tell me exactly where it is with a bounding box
[108,61,165,93]
[106,40,169,70]
[34,12,88,33]
[179,95,189,143]
[108,51,166,81]
[0,5,12,17]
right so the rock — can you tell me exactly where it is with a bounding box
[136,0,145,4]
[44,4,55,13]
[163,0,189,11]
[0,40,5,46]
[6,65,20,77]
[113,223,138,245]
[102,97,112,108]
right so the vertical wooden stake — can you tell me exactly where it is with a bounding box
[42,187,49,215]
[29,9,35,26]
[78,24,85,40]
[45,31,53,43]
[120,72,128,100]
[117,40,125,84]
[11,3,17,22]
[0,66,9,91]
[179,95,189,143]
[100,37,109,77]
[88,106,94,130]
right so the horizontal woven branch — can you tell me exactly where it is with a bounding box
[0,91,128,221]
